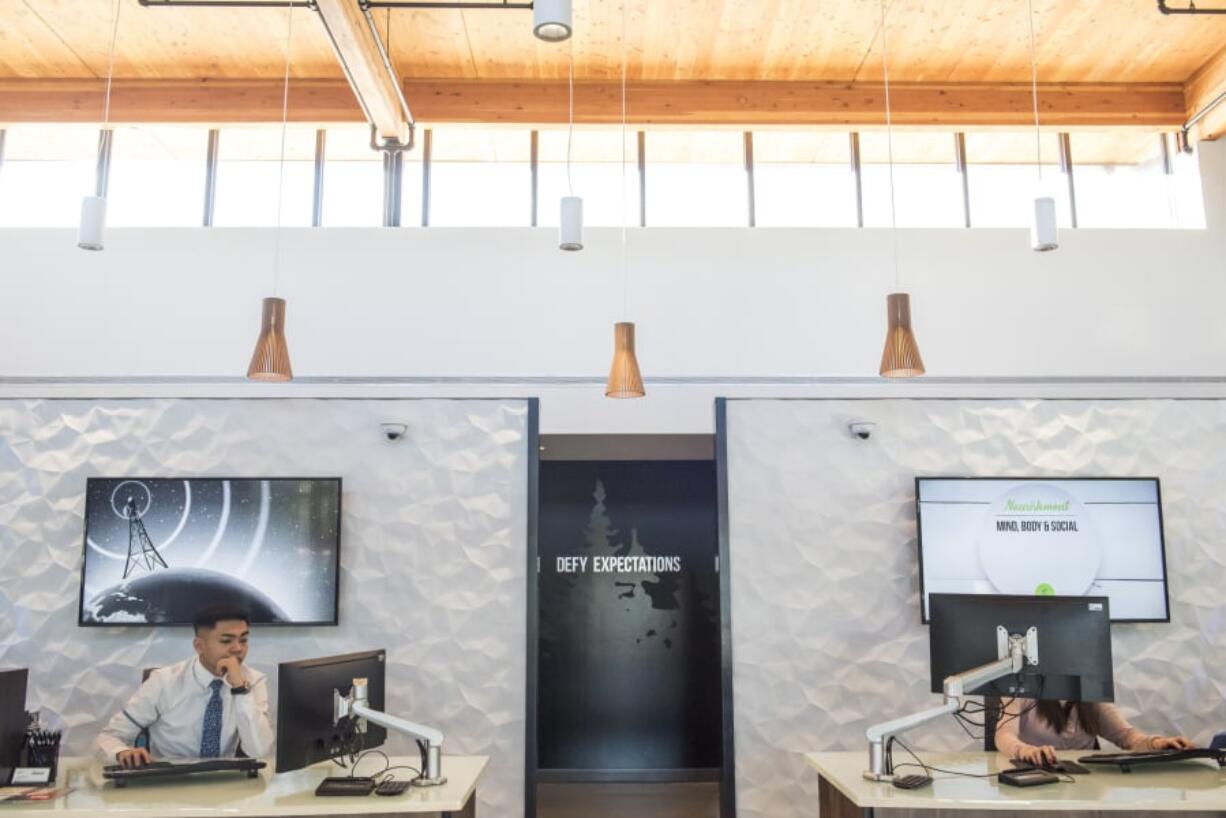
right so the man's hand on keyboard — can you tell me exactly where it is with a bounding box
[1150,735,1196,751]
[116,748,153,768]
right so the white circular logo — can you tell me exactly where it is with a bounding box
[978,483,1100,597]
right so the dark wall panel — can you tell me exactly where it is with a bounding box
[538,460,722,771]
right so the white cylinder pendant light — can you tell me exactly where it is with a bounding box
[1031,195,1058,252]
[533,0,572,42]
[560,195,583,251]
[77,196,107,251]
[1024,0,1057,254]
[81,0,121,252]
[557,36,582,252]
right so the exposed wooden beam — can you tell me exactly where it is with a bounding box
[1185,44,1226,141]
[313,0,408,142]
[404,80,1186,129]
[0,79,1186,129]
[0,79,362,123]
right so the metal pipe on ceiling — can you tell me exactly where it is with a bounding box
[1157,0,1226,13]
[366,1,532,7]
[138,0,532,8]
[138,1,316,7]
[1182,90,1226,151]
[359,3,416,142]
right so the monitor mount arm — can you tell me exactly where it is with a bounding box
[334,677,447,787]
[863,626,1039,781]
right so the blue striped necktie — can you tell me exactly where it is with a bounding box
[200,679,224,758]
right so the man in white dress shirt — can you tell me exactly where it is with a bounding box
[95,604,274,767]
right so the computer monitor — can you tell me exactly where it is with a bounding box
[276,650,387,773]
[929,593,1114,702]
[0,669,27,768]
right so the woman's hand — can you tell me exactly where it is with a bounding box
[1017,744,1058,766]
[1150,735,1196,751]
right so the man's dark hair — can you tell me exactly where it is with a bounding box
[192,603,251,634]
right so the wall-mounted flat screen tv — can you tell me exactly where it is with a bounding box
[79,477,342,626]
[916,477,1169,624]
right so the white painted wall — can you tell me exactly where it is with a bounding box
[0,141,1223,433]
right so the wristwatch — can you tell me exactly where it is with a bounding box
[230,684,250,696]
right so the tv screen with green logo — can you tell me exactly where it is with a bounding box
[916,477,1168,623]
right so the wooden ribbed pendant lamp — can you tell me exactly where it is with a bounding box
[246,3,295,382]
[606,322,644,398]
[879,293,925,378]
[605,0,644,398]
[247,297,293,382]
[876,0,924,379]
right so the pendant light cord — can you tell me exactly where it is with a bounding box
[620,0,629,322]
[879,0,900,291]
[566,40,575,196]
[1027,0,1043,182]
[102,0,122,126]
[272,2,295,297]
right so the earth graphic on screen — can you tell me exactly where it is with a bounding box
[83,568,287,624]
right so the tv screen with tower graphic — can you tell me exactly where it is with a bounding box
[79,477,342,627]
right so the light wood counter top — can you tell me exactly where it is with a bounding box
[806,751,1226,812]
[0,755,486,817]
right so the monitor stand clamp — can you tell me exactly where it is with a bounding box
[334,678,448,787]
[863,626,1038,782]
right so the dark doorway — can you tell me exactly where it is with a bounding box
[533,435,723,818]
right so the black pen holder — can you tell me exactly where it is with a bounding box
[21,729,62,783]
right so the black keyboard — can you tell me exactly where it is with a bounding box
[1079,748,1226,771]
[103,758,265,786]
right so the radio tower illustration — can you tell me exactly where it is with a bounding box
[122,496,169,580]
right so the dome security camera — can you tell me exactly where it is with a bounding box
[381,423,407,442]
[848,421,876,440]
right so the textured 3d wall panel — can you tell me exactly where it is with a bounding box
[727,399,1226,818]
[0,398,529,818]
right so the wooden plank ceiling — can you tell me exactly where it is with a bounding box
[0,0,1224,135]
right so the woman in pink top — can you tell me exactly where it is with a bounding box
[996,699,1194,766]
